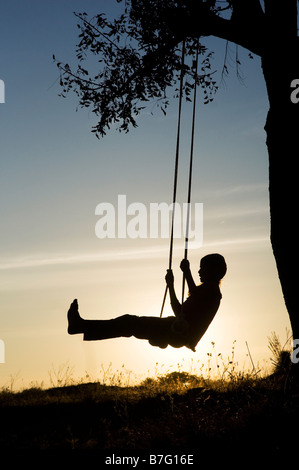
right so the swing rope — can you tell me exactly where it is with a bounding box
[181,42,199,304]
[160,39,199,318]
[160,40,185,318]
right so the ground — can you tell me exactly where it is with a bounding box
[1,371,299,464]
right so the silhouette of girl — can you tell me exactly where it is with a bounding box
[67,254,227,351]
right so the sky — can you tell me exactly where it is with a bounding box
[0,0,292,390]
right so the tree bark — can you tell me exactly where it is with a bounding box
[264,58,299,339]
[262,1,299,348]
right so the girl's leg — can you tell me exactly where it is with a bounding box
[67,299,174,346]
[83,314,170,341]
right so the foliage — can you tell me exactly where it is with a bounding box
[48,362,76,388]
[268,331,293,375]
[54,0,222,137]
[1,363,298,453]
[1,337,298,453]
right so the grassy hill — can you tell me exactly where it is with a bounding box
[1,368,299,463]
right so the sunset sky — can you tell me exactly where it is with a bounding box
[0,0,291,390]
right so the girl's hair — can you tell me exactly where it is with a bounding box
[201,253,227,281]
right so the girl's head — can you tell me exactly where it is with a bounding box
[199,254,227,283]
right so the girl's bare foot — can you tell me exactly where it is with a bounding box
[67,299,84,334]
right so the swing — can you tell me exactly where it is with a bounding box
[67,39,226,352]
[160,39,200,319]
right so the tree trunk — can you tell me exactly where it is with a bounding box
[184,1,299,355]
[262,22,299,353]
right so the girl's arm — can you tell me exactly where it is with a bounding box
[180,259,196,295]
[165,269,182,316]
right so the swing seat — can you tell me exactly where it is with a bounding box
[149,315,196,351]
[148,339,168,349]
[148,337,196,352]
[171,315,189,335]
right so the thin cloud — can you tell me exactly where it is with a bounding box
[0,246,167,270]
[198,182,268,200]
[205,206,269,222]
[0,235,270,271]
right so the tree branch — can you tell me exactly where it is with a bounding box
[201,14,264,56]
[264,0,298,40]
[169,1,266,56]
